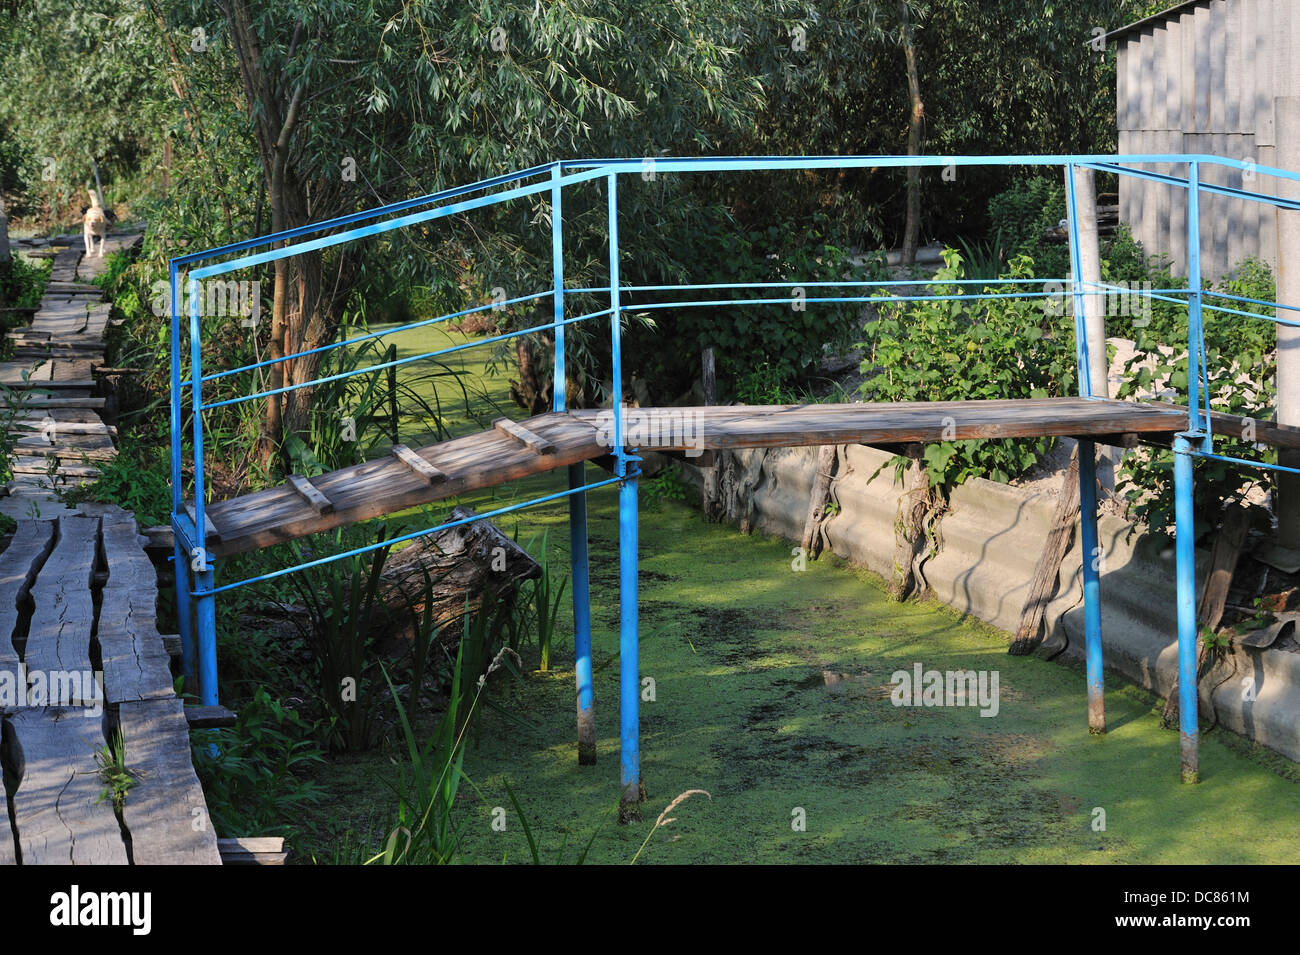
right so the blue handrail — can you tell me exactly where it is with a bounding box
[169,154,1298,793]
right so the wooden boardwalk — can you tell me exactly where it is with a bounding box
[0,236,134,518]
[202,396,1204,556]
[0,236,220,865]
[0,509,220,865]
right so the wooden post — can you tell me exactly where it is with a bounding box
[1275,97,1300,548]
[1068,165,1114,492]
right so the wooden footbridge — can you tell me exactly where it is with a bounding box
[0,236,222,865]
[204,397,1199,557]
[169,153,1300,816]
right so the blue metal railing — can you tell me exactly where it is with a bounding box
[171,153,1300,792]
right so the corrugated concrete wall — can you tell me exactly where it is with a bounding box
[1116,0,1299,280]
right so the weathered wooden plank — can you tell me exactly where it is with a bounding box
[1197,501,1251,631]
[203,400,1198,558]
[7,707,129,865]
[23,516,99,691]
[184,705,237,729]
[118,698,222,865]
[0,521,58,684]
[99,517,172,704]
[390,443,446,485]
[286,474,334,515]
[0,720,14,865]
[494,417,556,454]
[184,503,221,544]
[218,836,286,865]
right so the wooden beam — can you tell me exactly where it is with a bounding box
[185,704,238,729]
[391,444,445,484]
[494,417,555,454]
[218,836,287,865]
[287,473,334,515]
[185,503,221,544]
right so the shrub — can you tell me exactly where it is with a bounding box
[1116,257,1277,540]
[190,687,327,843]
[857,248,1077,486]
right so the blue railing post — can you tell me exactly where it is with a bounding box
[608,171,642,818]
[553,165,597,765]
[1077,439,1105,733]
[169,262,197,686]
[188,274,219,707]
[1066,164,1106,732]
[1173,433,1200,783]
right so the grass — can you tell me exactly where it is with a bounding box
[297,468,1300,864]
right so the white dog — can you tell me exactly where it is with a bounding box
[82,187,109,256]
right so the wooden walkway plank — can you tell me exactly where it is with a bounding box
[99,517,173,703]
[118,699,222,866]
[7,707,129,865]
[23,516,99,690]
[0,521,58,689]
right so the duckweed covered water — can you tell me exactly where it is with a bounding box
[309,472,1300,864]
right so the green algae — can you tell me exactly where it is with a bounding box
[302,471,1300,864]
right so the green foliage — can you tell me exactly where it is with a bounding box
[1116,258,1277,540]
[62,438,171,526]
[635,215,855,401]
[190,687,327,841]
[857,248,1077,486]
[367,653,469,865]
[95,730,137,813]
[642,468,691,508]
[987,176,1069,278]
[0,255,50,313]
[517,532,567,673]
[286,529,395,752]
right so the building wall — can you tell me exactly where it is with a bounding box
[1117,0,1299,281]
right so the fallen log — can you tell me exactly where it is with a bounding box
[372,506,541,650]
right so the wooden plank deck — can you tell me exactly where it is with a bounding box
[0,511,220,865]
[1,236,135,520]
[201,397,1193,557]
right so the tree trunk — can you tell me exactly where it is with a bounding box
[0,192,11,266]
[889,452,929,600]
[800,444,839,558]
[900,1,924,267]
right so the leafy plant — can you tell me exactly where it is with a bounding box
[286,528,395,752]
[189,687,327,841]
[518,532,567,672]
[95,730,137,813]
[642,468,691,508]
[1116,257,1277,540]
[858,247,1077,487]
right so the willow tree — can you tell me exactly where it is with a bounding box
[207,0,791,467]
